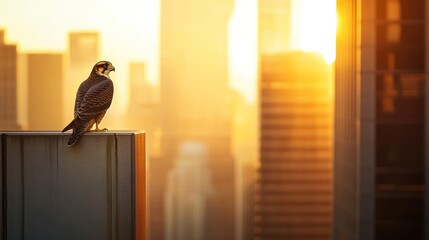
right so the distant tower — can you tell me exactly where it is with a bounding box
[231,90,258,240]
[66,32,99,121]
[129,62,156,105]
[68,32,99,70]
[126,61,159,162]
[0,30,20,130]
[257,52,333,240]
[21,53,64,130]
[165,142,213,240]
[334,0,428,239]
[257,0,333,239]
[259,0,293,53]
[153,0,235,239]
[0,31,4,44]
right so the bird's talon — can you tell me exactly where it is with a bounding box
[102,128,108,132]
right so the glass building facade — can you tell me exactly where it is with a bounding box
[375,0,425,239]
[334,0,428,239]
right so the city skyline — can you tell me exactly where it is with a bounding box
[2,1,429,240]
[0,1,339,240]
[0,0,336,105]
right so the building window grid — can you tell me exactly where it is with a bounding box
[374,1,425,239]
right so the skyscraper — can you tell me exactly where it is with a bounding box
[0,30,20,130]
[334,0,427,239]
[164,142,213,240]
[259,0,293,53]
[68,32,99,69]
[154,0,235,239]
[257,1,333,239]
[66,32,99,123]
[231,90,258,240]
[129,62,157,105]
[21,53,64,130]
[125,61,159,160]
[257,52,333,240]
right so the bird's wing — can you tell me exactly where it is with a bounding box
[77,79,114,121]
[74,81,90,118]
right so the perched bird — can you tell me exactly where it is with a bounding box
[62,61,115,146]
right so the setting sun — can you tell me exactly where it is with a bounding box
[291,0,337,63]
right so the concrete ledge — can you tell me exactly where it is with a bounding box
[0,131,146,240]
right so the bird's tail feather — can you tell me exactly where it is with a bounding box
[62,119,77,133]
[67,124,87,146]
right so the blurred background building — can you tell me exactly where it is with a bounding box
[257,52,333,240]
[66,32,99,124]
[19,53,64,130]
[231,90,258,240]
[334,0,428,239]
[164,142,214,240]
[0,0,340,240]
[125,61,159,155]
[259,0,293,53]
[256,1,333,239]
[0,30,20,130]
[151,0,236,239]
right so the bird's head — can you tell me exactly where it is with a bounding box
[94,61,115,78]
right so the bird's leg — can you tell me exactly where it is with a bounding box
[95,122,108,132]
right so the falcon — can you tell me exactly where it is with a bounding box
[62,61,115,146]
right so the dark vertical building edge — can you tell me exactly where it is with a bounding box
[113,134,119,240]
[131,135,136,240]
[425,1,429,238]
[1,133,6,239]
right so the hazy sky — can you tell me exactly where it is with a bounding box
[0,0,335,105]
[0,0,160,106]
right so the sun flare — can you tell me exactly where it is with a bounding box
[291,0,337,63]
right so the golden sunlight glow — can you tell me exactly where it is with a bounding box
[229,0,258,102]
[0,0,337,105]
[0,0,159,109]
[291,0,337,63]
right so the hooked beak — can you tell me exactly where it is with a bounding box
[110,65,116,72]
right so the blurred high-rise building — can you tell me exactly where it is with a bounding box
[124,61,159,157]
[20,53,64,130]
[0,30,20,130]
[164,142,214,240]
[154,0,235,239]
[69,32,99,66]
[259,0,293,53]
[129,62,157,105]
[231,91,258,240]
[257,1,333,239]
[257,52,333,240]
[335,0,428,239]
[66,32,99,123]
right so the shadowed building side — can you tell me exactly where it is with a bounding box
[0,30,20,130]
[334,0,428,239]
